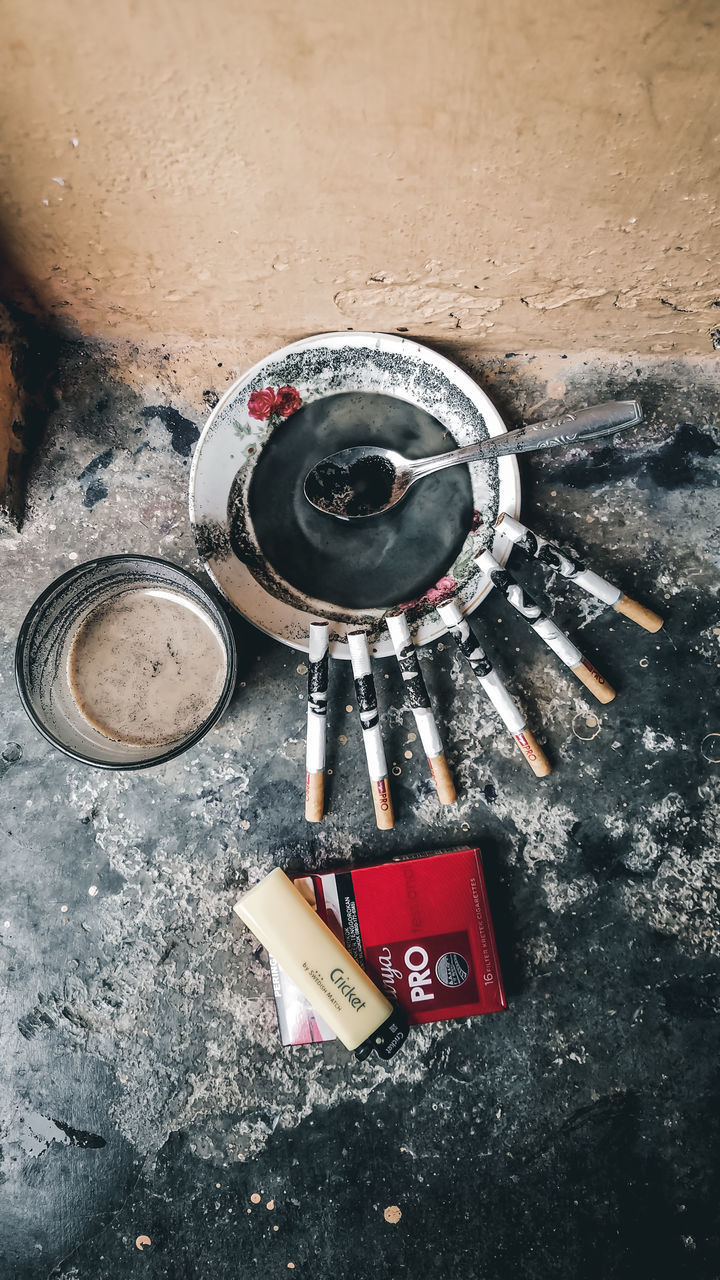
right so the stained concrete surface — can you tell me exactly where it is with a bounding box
[1,344,719,1279]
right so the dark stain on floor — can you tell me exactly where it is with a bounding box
[78,448,115,481]
[48,1118,108,1149]
[82,477,109,508]
[141,405,200,456]
[552,422,718,491]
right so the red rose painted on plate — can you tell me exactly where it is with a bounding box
[247,386,302,421]
[425,576,458,606]
[247,388,277,421]
[397,575,458,616]
[274,385,302,417]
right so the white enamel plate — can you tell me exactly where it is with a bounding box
[189,331,520,658]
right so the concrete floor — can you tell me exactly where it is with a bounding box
[1,344,719,1279]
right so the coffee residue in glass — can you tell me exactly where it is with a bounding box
[68,587,227,746]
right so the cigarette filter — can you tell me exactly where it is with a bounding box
[476,549,615,704]
[234,868,408,1059]
[495,514,663,633]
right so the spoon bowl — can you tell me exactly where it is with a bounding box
[303,445,413,520]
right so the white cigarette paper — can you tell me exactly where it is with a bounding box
[386,612,444,759]
[436,599,527,736]
[347,631,389,782]
[495,514,620,606]
[306,622,329,773]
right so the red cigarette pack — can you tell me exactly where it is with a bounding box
[268,847,506,1046]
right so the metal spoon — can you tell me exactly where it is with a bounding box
[304,399,643,520]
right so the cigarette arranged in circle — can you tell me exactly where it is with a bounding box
[305,622,329,822]
[495,513,663,633]
[386,611,457,804]
[436,598,551,777]
[476,549,615,704]
[347,630,394,830]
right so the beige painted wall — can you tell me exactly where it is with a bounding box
[1,0,718,354]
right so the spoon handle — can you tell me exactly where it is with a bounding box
[409,400,643,477]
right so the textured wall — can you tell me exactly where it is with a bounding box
[0,0,718,353]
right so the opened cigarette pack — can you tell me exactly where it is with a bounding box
[268,847,506,1046]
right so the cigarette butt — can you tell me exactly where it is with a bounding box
[612,593,663,633]
[348,630,394,829]
[372,778,395,829]
[513,728,552,777]
[437,596,550,783]
[305,771,324,822]
[428,752,457,804]
[386,611,453,805]
[572,659,616,703]
[305,621,329,823]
